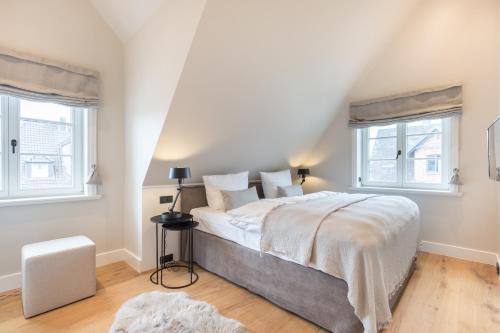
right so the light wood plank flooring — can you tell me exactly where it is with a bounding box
[0,252,499,333]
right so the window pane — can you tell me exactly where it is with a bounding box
[406,159,442,183]
[368,137,397,159]
[20,100,72,123]
[368,124,397,138]
[18,99,75,192]
[406,119,442,135]
[406,133,442,158]
[20,120,73,155]
[368,160,397,183]
[19,155,73,190]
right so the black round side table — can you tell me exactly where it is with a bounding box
[150,214,199,289]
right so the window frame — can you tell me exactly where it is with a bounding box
[354,117,459,192]
[0,97,8,197]
[0,95,92,199]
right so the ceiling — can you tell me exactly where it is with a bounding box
[89,0,166,42]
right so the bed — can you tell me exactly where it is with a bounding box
[180,182,419,333]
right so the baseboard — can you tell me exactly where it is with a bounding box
[0,248,142,293]
[420,240,498,266]
[122,249,143,273]
[96,248,142,272]
[0,272,21,293]
[2,241,494,292]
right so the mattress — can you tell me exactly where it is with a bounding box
[190,206,261,252]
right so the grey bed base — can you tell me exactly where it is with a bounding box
[180,183,416,333]
[192,229,415,333]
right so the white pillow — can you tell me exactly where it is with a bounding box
[277,184,303,197]
[260,169,292,198]
[221,187,260,210]
[203,171,249,210]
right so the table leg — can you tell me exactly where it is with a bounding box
[161,227,164,284]
[155,223,158,284]
[190,227,194,282]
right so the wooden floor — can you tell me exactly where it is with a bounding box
[0,252,499,333]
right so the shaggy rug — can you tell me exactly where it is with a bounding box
[109,291,248,333]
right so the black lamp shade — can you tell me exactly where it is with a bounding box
[297,168,310,176]
[168,167,191,180]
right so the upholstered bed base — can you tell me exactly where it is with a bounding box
[192,229,416,333]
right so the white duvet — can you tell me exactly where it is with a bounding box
[226,191,420,333]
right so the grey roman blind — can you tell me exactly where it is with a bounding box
[0,48,99,108]
[349,84,462,128]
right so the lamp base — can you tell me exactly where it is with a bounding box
[160,211,183,221]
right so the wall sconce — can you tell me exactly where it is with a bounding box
[297,168,310,185]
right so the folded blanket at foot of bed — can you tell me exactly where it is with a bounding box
[227,191,420,333]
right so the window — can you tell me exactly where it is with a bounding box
[425,154,440,173]
[0,95,91,198]
[356,118,456,190]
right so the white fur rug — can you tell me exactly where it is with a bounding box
[109,291,248,333]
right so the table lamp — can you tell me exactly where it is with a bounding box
[161,167,191,220]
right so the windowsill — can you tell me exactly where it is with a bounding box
[349,186,463,197]
[0,194,102,208]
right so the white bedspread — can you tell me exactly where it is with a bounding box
[226,191,420,333]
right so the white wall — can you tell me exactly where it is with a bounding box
[497,2,500,260]
[144,0,419,185]
[141,186,181,271]
[308,0,500,253]
[0,0,124,276]
[123,0,206,265]
[2,0,498,280]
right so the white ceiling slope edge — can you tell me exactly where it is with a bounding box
[144,0,419,185]
[89,0,166,42]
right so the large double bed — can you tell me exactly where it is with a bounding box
[180,181,420,333]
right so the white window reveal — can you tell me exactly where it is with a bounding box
[355,117,458,191]
[0,95,93,199]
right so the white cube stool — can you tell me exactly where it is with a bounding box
[21,236,96,318]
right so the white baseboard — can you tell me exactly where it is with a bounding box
[122,249,143,273]
[0,248,142,293]
[96,248,142,272]
[420,240,498,266]
[2,241,495,292]
[0,272,21,293]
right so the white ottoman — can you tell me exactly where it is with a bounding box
[21,236,96,318]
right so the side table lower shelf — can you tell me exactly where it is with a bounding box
[149,263,199,289]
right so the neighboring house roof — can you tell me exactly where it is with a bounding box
[25,156,54,164]
[20,120,71,155]
[406,128,440,157]
[372,125,440,159]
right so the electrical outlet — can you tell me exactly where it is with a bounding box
[160,254,174,264]
[160,195,173,204]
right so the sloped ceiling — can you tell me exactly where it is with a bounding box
[143,0,418,185]
[89,0,166,42]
